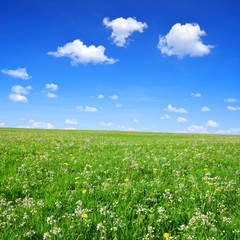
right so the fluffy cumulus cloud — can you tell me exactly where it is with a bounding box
[45,83,58,91]
[2,67,32,80]
[115,104,122,107]
[177,117,187,123]
[206,120,218,127]
[133,118,139,123]
[201,106,210,112]
[97,94,104,99]
[29,120,53,129]
[191,93,201,98]
[187,124,208,133]
[158,23,213,58]
[164,104,187,113]
[103,17,148,47]
[11,85,32,95]
[48,39,117,65]
[100,122,113,126]
[8,94,28,103]
[160,114,171,120]
[109,95,118,100]
[224,98,238,102]
[227,106,240,111]
[8,85,32,103]
[216,128,240,134]
[65,119,78,125]
[76,106,98,112]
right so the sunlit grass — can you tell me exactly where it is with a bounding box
[0,128,239,239]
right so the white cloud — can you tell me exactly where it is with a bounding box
[206,120,218,127]
[76,106,98,112]
[45,83,58,91]
[97,94,104,99]
[177,117,187,122]
[187,124,208,133]
[103,17,148,47]
[124,128,136,131]
[47,93,57,98]
[0,122,6,127]
[216,128,240,134]
[65,119,78,125]
[191,93,201,97]
[48,39,117,65]
[100,122,113,126]
[160,114,171,120]
[133,118,139,123]
[1,67,32,80]
[64,127,76,130]
[227,106,240,111]
[8,94,28,103]
[164,104,187,113]
[118,125,125,129]
[11,85,32,95]
[201,106,210,112]
[158,23,213,58]
[115,104,122,107]
[29,120,54,129]
[109,95,118,100]
[224,98,238,102]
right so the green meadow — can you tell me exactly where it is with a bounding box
[0,128,239,239]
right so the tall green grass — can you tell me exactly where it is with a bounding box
[0,128,239,239]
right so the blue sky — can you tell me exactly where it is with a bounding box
[1,0,240,134]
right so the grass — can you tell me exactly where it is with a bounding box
[0,128,240,239]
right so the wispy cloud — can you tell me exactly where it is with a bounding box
[109,95,118,100]
[160,114,171,120]
[100,122,113,126]
[224,98,238,102]
[201,106,210,112]
[227,106,240,111]
[97,94,104,99]
[65,119,78,125]
[177,117,187,122]
[2,67,32,80]
[191,93,201,97]
[76,106,98,112]
[164,104,187,113]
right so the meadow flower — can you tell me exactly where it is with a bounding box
[81,213,87,218]
[163,232,169,238]
[208,183,213,186]
[82,189,87,194]
[124,178,129,182]
[75,182,79,184]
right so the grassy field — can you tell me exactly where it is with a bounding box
[0,128,239,239]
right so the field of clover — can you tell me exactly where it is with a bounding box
[0,128,240,239]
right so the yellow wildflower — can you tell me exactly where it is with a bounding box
[208,183,213,186]
[81,213,87,218]
[82,189,87,194]
[75,182,79,184]
[75,177,80,180]
[124,178,129,182]
[153,168,158,171]
[163,233,170,238]
[8,201,13,204]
